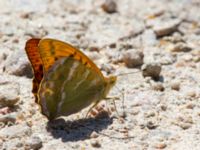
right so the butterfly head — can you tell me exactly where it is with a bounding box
[107,75,117,85]
[103,75,117,97]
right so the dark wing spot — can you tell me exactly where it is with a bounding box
[82,60,87,65]
[68,54,74,58]
[54,57,58,61]
[39,64,43,72]
[67,51,76,58]
[36,72,43,79]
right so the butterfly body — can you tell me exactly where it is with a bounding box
[25,38,116,120]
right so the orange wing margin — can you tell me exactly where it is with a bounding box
[25,39,43,103]
[38,38,104,78]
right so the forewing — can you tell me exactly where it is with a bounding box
[38,38,104,78]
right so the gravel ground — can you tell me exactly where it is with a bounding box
[0,0,200,149]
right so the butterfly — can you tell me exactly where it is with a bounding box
[25,38,117,120]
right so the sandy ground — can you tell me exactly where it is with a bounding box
[0,0,200,149]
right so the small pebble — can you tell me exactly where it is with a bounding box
[0,82,20,107]
[25,136,43,150]
[0,123,31,138]
[0,50,8,65]
[4,50,33,78]
[154,142,167,149]
[90,131,99,138]
[145,111,156,118]
[163,32,183,43]
[169,42,192,52]
[122,49,144,68]
[89,46,100,52]
[186,90,196,98]
[171,81,180,91]
[118,117,125,124]
[185,103,195,109]
[191,49,200,62]
[20,12,31,19]
[12,38,19,43]
[152,82,164,91]
[154,19,181,37]
[160,105,167,111]
[146,7,165,19]
[2,139,23,150]
[91,139,101,148]
[109,43,116,48]
[179,122,192,130]
[0,113,17,124]
[175,115,193,130]
[130,109,140,115]
[16,142,23,148]
[101,0,117,13]
[142,63,161,80]
[146,121,158,129]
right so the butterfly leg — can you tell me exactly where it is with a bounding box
[85,100,101,118]
[105,89,126,118]
[86,96,119,118]
[104,96,120,117]
[85,95,122,118]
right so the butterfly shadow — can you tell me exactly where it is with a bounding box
[46,112,113,142]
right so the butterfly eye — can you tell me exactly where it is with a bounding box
[110,76,117,84]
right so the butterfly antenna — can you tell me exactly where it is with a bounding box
[114,70,141,117]
[116,70,141,77]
